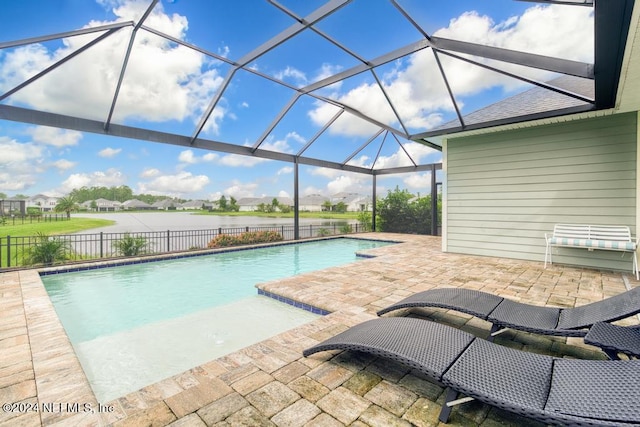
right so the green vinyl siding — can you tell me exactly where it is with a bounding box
[445,112,637,272]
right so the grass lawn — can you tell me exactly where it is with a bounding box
[0,217,115,237]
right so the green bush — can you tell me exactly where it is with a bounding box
[376,187,441,234]
[339,224,352,234]
[207,231,283,248]
[113,233,149,256]
[25,232,69,266]
[316,228,331,237]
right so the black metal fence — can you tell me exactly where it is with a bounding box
[0,214,70,226]
[0,223,369,269]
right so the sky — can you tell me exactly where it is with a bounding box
[0,0,594,201]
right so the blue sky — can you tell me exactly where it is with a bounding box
[0,0,593,200]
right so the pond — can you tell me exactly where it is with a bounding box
[75,212,356,233]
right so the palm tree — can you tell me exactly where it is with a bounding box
[54,196,79,219]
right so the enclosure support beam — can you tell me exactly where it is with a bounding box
[294,160,300,240]
[431,164,438,236]
[372,175,377,232]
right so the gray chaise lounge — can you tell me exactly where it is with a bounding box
[377,286,640,338]
[304,317,640,426]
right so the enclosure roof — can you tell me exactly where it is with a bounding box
[0,0,635,175]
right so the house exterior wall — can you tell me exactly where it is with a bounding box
[443,112,638,273]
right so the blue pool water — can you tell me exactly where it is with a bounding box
[41,238,394,402]
[43,238,392,343]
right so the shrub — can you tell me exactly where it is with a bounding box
[25,232,69,266]
[316,228,330,237]
[207,231,283,248]
[113,233,149,256]
[340,224,352,234]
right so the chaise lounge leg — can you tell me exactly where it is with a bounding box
[439,388,459,423]
[488,323,504,342]
[544,243,549,268]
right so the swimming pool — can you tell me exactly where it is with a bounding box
[41,237,393,401]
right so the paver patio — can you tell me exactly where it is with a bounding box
[1,233,638,426]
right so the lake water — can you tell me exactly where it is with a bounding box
[75,212,355,233]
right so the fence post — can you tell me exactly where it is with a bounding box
[6,236,10,268]
[167,230,171,252]
[100,232,104,258]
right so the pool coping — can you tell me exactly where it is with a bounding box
[10,234,404,425]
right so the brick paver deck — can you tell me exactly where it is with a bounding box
[1,234,638,426]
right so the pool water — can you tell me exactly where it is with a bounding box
[41,237,393,401]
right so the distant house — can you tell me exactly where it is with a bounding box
[0,199,26,216]
[152,199,176,210]
[178,200,209,210]
[237,197,263,212]
[299,194,330,212]
[93,198,122,212]
[122,199,153,210]
[26,194,59,212]
[237,196,294,212]
[331,192,372,211]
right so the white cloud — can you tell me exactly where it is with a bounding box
[302,186,325,196]
[278,190,290,198]
[59,168,126,193]
[223,180,258,199]
[140,168,160,178]
[326,174,369,195]
[26,126,82,147]
[275,66,307,85]
[178,149,219,164]
[308,4,594,136]
[51,159,77,172]
[137,171,210,195]
[308,168,370,195]
[362,142,440,169]
[0,137,46,192]
[0,138,44,164]
[218,154,265,167]
[178,150,198,164]
[216,132,303,167]
[277,166,293,175]
[0,1,226,132]
[403,173,431,190]
[309,167,341,179]
[98,147,122,158]
[0,172,37,191]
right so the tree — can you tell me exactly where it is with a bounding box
[218,195,228,211]
[376,187,417,234]
[54,196,79,219]
[0,192,7,199]
[357,206,372,231]
[322,200,332,212]
[229,197,239,212]
[375,187,441,235]
[334,201,347,213]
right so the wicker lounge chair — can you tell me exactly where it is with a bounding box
[584,321,640,360]
[377,286,640,338]
[304,318,640,426]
